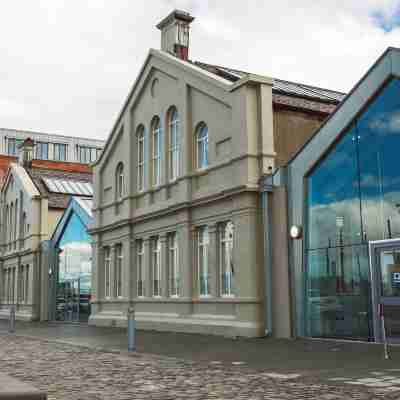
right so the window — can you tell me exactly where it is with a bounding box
[137,240,145,297]
[53,143,67,161]
[77,145,100,163]
[115,244,123,298]
[152,118,161,186]
[152,236,161,297]
[7,138,23,156]
[116,163,124,200]
[9,202,13,246]
[35,142,49,160]
[169,108,180,181]
[196,123,209,169]
[104,247,111,298]
[19,265,25,302]
[4,205,8,246]
[137,126,145,192]
[198,226,210,296]
[14,199,18,248]
[21,212,27,248]
[25,265,29,302]
[220,222,235,296]
[169,232,180,297]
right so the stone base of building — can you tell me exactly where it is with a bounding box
[89,311,264,338]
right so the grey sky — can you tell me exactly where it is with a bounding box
[0,0,399,140]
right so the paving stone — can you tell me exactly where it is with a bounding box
[0,334,397,399]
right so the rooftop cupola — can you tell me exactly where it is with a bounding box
[156,10,195,61]
[18,137,34,168]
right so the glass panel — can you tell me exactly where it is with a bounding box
[306,245,371,339]
[307,126,362,249]
[380,249,400,297]
[358,79,400,241]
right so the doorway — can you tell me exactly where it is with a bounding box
[370,239,400,343]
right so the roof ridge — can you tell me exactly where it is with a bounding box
[194,60,345,96]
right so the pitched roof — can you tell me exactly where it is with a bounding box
[193,61,345,104]
[27,167,92,209]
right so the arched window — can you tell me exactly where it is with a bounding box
[168,108,180,181]
[196,123,209,169]
[9,202,13,245]
[220,221,235,296]
[5,205,9,247]
[116,162,124,200]
[152,117,161,186]
[137,125,145,192]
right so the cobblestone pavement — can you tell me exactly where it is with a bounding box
[1,335,400,399]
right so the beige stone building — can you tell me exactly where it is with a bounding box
[0,139,93,321]
[89,10,344,337]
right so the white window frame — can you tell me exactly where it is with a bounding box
[104,247,111,298]
[137,127,145,192]
[196,124,209,170]
[198,226,210,297]
[169,232,180,297]
[54,143,67,161]
[36,142,49,160]
[116,163,124,200]
[169,109,180,181]
[25,264,29,303]
[136,240,145,297]
[115,244,123,298]
[152,119,161,186]
[220,222,235,297]
[152,237,162,297]
[19,265,25,303]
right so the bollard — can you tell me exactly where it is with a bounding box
[9,305,16,334]
[127,304,136,352]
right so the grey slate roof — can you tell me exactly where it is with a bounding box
[27,167,92,209]
[193,61,345,104]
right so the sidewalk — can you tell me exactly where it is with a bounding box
[1,319,399,381]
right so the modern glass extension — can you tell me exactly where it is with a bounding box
[306,78,400,340]
[49,197,93,323]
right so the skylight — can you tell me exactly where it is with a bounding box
[43,177,93,196]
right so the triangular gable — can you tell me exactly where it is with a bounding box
[51,196,93,247]
[289,47,400,175]
[92,48,254,169]
[2,162,40,198]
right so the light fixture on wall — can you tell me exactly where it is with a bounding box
[290,225,303,240]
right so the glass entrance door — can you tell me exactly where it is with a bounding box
[370,240,400,343]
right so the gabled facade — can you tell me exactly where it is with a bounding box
[90,10,342,337]
[0,141,93,321]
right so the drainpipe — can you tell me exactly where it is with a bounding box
[261,174,274,337]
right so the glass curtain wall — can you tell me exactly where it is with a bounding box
[306,78,400,339]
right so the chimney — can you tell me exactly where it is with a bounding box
[18,138,34,168]
[156,10,195,61]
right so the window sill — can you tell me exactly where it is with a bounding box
[194,167,209,177]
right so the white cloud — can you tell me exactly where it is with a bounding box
[0,1,400,139]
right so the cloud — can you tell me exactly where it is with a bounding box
[1,1,400,139]
[369,110,400,134]
[370,1,400,32]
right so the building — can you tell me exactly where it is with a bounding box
[0,139,94,321]
[89,10,343,337]
[0,127,104,164]
[271,47,400,343]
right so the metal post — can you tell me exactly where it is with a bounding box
[380,304,390,360]
[127,303,136,352]
[9,305,16,334]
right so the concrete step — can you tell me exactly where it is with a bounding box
[0,373,46,399]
